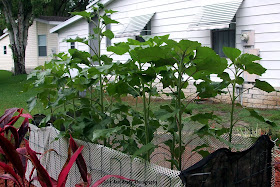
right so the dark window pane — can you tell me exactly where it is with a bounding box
[137,20,151,42]
[212,28,235,57]
[39,46,47,56]
[71,42,75,49]
[3,46,6,54]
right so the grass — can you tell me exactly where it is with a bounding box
[1,70,280,141]
[0,70,44,115]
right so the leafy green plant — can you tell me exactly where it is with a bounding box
[108,36,229,169]
[26,4,121,144]
[215,47,276,144]
[25,4,277,173]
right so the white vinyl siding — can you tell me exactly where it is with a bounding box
[57,19,89,53]
[53,0,280,87]
[0,35,13,71]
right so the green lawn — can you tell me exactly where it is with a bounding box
[1,70,280,140]
[0,70,44,115]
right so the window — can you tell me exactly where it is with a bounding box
[212,19,236,57]
[3,46,7,54]
[136,20,151,42]
[70,42,75,49]
[38,35,47,56]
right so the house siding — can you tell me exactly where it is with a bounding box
[0,20,60,73]
[25,21,38,70]
[55,0,280,108]
[36,22,58,67]
[57,19,89,53]
[0,35,13,71]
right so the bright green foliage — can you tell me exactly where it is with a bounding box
[26,5,277,172]
[217,47,276,143]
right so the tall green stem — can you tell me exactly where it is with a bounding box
[73,98,76,119]
[177,63,183,171]
[229,83,236,144]
[97,9,104,114]
[142,82,150,161]
[229,66,239,145]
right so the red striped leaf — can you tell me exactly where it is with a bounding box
[20,113,33,119]
[57,146,84,187]
[25,140,53,187]
[70,135,88,182]
[17,118,29,147]
[3,125,19,147]
[0,134,25,178]
[0,108,19,128]
[16,147,28,174]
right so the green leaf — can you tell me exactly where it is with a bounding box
[132,143,156,160]
[195,81,224,98]
[191,113,220,125]
[195,125,213,138]
[235,77,244,85]
[105,9,118,14]
[71,11,92,19]
[93,27,102,35]
[101,15,119,25]
[192,47,227,78]
[192,144,209,152]
[91,126,123,142]
[246,108,276,127]
[103,30,114,40]
[107,42,130,55]
[27,97,37,112]
[223,47,241,62]
[218,72,231,82]
[65,37,88,45]
[255,80,275,93]
[197,150,210,158]
[245,63,266,76]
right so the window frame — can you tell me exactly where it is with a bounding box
[136,20,152,42]
[211,17,236,57]
[38,35,47,57]
[3,46,7,55]
[70,42,75,49]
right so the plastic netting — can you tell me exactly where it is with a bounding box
[26,124,278,186]
[26,124,182,186]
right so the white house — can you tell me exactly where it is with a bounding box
[50,0,280,108]
[0,16,69,72]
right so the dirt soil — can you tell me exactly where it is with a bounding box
[0,164,35,187]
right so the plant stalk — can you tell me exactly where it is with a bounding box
[229,83,236,144]
[142,82,150,161]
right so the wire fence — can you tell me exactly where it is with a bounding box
[26,124,279,186]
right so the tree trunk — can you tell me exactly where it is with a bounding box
[1,0,32,75]
[10,40,26,75]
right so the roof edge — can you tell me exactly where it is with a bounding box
[34,18,65,25]
[50,15,82,33]
[0,33,9,41]
[50,0,116,33]
[86,0,115,9]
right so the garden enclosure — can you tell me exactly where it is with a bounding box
[26,124,279,186]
